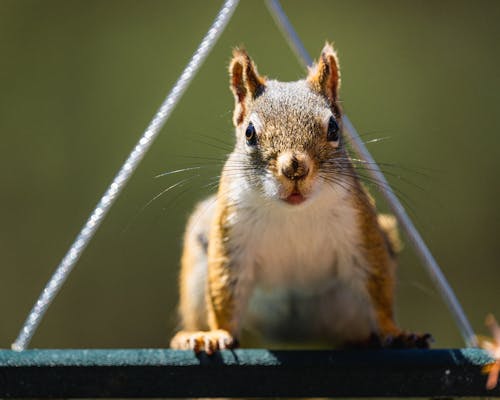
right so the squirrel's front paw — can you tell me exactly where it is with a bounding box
[170,329,236,355]
[383,331,433,349]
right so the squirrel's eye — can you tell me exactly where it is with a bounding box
[245,122,257,146]
[327,116,340,142]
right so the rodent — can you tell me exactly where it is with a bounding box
[170,43,431,353]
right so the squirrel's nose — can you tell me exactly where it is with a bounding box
[279,153,310,181]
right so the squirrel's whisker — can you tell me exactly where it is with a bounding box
[144,175,201,211]
[155,166,203,178]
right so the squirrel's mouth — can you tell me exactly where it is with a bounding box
[283,191,306,205]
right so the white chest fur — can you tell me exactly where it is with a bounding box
[224,178,375,342]
[227,179,368,290]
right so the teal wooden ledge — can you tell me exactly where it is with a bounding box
[0,348,498,398]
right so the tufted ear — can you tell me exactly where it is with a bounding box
[229,48,266,126]
[307,42,342,116]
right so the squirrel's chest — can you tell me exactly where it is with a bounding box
[228,193,366,288]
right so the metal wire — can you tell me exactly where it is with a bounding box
[265,0,477,347]
[11,0,239,351]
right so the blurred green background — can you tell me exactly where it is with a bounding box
[0,0,498,349]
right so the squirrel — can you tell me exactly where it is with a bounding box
[170,43,431,353]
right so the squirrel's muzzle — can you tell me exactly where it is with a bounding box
[278,152,311,181]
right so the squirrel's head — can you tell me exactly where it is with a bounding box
[229,43,346,206]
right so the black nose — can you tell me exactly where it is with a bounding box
[281,156,309,181]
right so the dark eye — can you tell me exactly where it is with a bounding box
[245,122,257,146]
[327,116,340,142]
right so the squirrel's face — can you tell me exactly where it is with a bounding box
[235,81,344,205]
[229,44,346,206]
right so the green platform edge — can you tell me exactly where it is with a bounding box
[0,348,498,398]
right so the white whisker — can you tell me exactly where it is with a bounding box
[155,166,202,178]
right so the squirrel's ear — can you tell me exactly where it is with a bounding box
[229,48,266,126]
[307,42,341,115]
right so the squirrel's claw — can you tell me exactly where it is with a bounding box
[170,329,236,355]
[383,332,433,349]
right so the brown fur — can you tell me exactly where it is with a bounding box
[229,48,266,126]
[354,189,399,336]
[206,191,236,332]
[307,42,342,118]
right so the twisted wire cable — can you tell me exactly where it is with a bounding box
[266,0,476,347]
[12,0,239,351]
